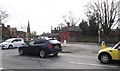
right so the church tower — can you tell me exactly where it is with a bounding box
[27,20,31,40]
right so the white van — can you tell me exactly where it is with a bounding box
[0,38,25,49]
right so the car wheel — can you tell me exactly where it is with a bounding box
[8,45,13,49]
[19,49,24,55]
[39,50,47,58]
[53,53,58,56]
[99,53,111,64]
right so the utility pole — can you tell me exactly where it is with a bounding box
[97,12,101,45]
[98,25,101,44]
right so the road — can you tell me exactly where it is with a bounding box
[1,43,120,71]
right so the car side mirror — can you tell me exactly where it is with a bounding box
[26,43,30,46]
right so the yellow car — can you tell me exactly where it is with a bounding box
[98,42,120,64]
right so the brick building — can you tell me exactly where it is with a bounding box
[51,22,82,42]
[0,23,27,41]
[1,24,10,41]
[59,23,82,42]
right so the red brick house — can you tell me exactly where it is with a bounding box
[17,31,26,40]
[3,24,18,38]
[1,24,10,41]
[59,24,82,42]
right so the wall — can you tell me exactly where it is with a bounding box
[59,32,69,42]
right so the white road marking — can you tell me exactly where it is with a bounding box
[69,62,118,68]
[31,58,51,61]
[19,56,51,62]
[0,67,5,69]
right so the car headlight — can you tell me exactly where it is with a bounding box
[2,44,8,46]
[4,44,7,45]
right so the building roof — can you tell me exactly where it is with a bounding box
[60,26,82,33]
[50,33,59,36]
[40,33,59,37]
[40,33,51,37]
[17,31,26,34]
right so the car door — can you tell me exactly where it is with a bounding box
[27,40,36,54]
[28,40,42,54]
[33,40,45,53]
[12,39,22,47]
[112,42,120,60]
[16,39,23,47]
[33,39,47,54]
[11,39,18,47]
[112,49,119,60]
[14,39,20,47]
[32,40,41,54]
[118,45,120,60]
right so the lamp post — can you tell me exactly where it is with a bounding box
[98,22,101,45]
[98,29,100,44]
[96,12,101,44]
[98,24,102,44]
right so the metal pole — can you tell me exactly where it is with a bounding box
[98,30,100,44]
[98,23,101,44]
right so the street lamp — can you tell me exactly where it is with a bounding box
[96,12,101,44]
[98,29,100,44]
[98,22,102,45]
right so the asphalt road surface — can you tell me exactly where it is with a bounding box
[1,43,120,71]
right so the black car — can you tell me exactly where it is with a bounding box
[18,38,62,58]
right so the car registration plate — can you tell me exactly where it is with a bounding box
[54,46,59,48]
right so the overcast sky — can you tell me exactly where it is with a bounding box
[0,0,92,34]
[0,0,118,35]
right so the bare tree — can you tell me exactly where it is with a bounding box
[31,31,37,38]
[62,11,80,26]
[85,0,120,36]
[0,9,8,24]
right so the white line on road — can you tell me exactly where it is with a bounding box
[0,67,5,69]
[31,58,51,62]
[69,62,118,68]
[19,56,51,62]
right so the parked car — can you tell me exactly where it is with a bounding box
[18,38,62,58]
[0,38,25,49]
[98,42,120,64]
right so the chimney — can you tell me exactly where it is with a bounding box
[67,22,70,27]
[2,24,4,27]
[7,25,10,28]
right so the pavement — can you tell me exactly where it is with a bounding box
[61,42,116,54]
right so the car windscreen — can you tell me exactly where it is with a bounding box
[114,42,120,49]
[5,39,12,42]
[5,41,11,43]
[48,40,60,44]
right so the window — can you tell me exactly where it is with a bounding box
[16,39,22,42]
[29,41,34,45]
[13,39,22,42]
[114,42,120,49]
[39,41,46,44]
[34,41,41,44]
[49,40,60,44]
[118,45,120,49]
[34,39,46,44]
